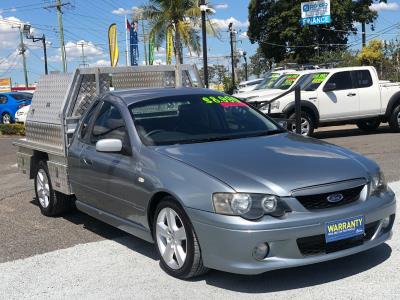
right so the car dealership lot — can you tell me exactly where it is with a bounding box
[1,126,399,299]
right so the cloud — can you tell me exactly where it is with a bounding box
[239,31,248,39]
[211,17,249,30]
[370,2,399,11]
[214,3,228,9]
[0,49,21,72]
[48,40,105,63]
[112,6,143,17]
[92,59,110,67]
[0,15,24,48]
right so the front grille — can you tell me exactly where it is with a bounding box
[297,221,379,256]
[296,185,364,210]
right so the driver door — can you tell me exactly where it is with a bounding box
[318,71,360,120]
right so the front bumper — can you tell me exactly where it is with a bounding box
[187,190,396,275]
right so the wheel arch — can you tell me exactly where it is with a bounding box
[282,100,320,126]
[146,190,186,236]
[385,92,400,119]
[30,150,49,179]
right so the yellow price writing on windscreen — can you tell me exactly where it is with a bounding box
[311,73,329,84]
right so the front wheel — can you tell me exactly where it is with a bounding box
[34,161,74,216]
[356,119,381,131]
[2,112,11,124]
[388,104,400,132]
[289,111,315,137]
[153,198,208,279]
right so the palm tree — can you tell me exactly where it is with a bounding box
[141,0,219,65]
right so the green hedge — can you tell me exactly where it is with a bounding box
[0,124,26,136]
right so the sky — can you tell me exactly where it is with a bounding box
[0,0,399,85]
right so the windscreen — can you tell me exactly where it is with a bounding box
[12,93,33,100]
[271,74,300,90]
[130,94,282,146]
[300,72,329,91]
[255,73,282,90]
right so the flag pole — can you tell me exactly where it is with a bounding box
[125,15,130,66]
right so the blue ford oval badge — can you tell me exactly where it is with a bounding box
[327,193,344,203]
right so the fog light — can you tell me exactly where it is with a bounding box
[382,216,391,229]
[252,242,269,261]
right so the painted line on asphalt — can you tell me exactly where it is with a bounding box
[0,181,398,299]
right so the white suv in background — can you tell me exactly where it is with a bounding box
[252,66,400,136]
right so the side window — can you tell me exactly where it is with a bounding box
[80,101,99,141]
[325,72,353,91]
[353,70,373,88]
[90,102,131,155]
[0,95,8,104]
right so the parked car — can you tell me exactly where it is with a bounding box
[236,78,263,93]
[16,73,396,279]
[235,70,320,102]
[15,105,30,124]
[255,66,400,136]
[0,92,33,124]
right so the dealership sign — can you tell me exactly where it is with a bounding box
[301,0,331,26]
[0,77,12,92]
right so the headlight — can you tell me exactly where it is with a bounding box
[212,193,291,220]
[260,101,279,112]
[370,171,387,196]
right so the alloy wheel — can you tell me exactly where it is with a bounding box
[156,207,187,270]
[36,169,51,208]
[2,113,10,124]
[291,117,310,136]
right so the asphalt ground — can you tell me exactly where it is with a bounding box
[0,125,399,299]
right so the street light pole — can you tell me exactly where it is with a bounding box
[19,30,29,88]
[23,25,48,75]
[229,22,236,91]
[200,0,209,88]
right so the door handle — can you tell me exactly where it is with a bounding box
[347,92,357,97]
[81,156,93,166]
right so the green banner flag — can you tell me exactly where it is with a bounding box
[149,32,155,65]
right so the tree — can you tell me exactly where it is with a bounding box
[247,0,385,64]
[358,39,384,66]
[141,0,218,65]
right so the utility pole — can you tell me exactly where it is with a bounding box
[13,26,28,88]
[77,41,88,67]
[23,24,48,75]
[200,0,209,88]
[361,21,366,47]
[45,0,70,72]
[228,22,236,91]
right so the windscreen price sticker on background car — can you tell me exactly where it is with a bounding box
[202,96,248,107]
[324,215,365,243]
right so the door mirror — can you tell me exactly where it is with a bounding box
[323,82,336,92]
[96,139,122,153]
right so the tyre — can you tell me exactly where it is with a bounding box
[2,112,11,124]
[153,197,208,279]
[34,161,74,217]
[388,104,400,132]
[356,119,381,131]
[289,111,315,137]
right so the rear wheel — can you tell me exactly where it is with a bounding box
[289,111,315,137]
[34,161,74,217]
[2,112,11,124]
[356,119,381,131]
[153,198,208,279]
[388,104,400,132]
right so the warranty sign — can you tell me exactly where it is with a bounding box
[325,215,365,243]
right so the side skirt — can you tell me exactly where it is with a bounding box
[76,200,154,243]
